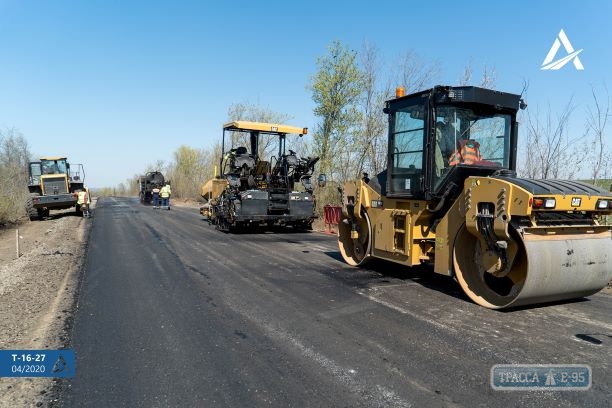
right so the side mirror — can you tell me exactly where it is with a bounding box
[317,174,327,187]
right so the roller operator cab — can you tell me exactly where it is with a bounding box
[339,85,612,309]
[202,121,323,231]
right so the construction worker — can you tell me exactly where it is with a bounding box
[152,185,161,208]
[449,139,482,166]
[160,183,171,210]
[77,188,91,218]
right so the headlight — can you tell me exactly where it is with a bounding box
[596,199,609,209]
[532,197,556,209]
[544,198,556,208]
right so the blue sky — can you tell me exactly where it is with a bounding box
[1,0,610,187]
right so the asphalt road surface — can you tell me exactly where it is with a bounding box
[62,196,612,407]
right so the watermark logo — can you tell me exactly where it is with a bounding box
[541,29,584,70]
[491,364,591,391]
[0,349,75,378]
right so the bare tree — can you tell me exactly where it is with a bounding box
[0,128,31,224]
[459,59,497,88]
[125,175,140,196]
[165,145,214,200]
[459,59,473,86]
[521,99,581,179]
[356,41,387,177]
[584,84,611,184]
[390,50,440,95]
[226,101,295,161]
[116,182,127,196]
[145,159,167,174]
[479,65,496,89]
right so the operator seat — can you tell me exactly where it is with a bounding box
[232,146,255,171]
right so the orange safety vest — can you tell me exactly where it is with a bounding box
[449,140,482,166]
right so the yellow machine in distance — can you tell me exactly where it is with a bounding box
[338,85,612,309]
[27,156,86,220]
[201,121,323,231]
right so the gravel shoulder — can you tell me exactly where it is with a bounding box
[0,197,194,406]
[0,200,95,407]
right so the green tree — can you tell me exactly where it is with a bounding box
[309,41,365,207]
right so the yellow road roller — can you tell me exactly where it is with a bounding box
[338,85,612,309]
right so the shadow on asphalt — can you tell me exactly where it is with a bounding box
[498,297,589,312]
[321,253,469,303]
[321,252,598,312]
[215,227,317,235]
[574,333,612,346]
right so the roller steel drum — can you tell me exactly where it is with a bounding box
[454,227,612,309]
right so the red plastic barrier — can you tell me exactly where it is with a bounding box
[323,205,342,234]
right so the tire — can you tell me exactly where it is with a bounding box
[26,194,41,221]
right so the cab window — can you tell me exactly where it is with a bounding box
[389,105,425,195]
[433,106,513,191]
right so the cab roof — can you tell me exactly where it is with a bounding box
[387,85,522,112]
[39,156,67,161]
[223,121,307,136]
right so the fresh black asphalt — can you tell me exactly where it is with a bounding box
[62,197,612,407]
